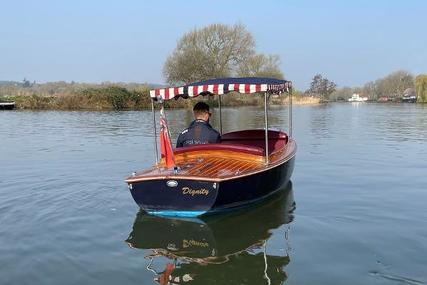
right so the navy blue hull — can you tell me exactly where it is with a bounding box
[129,179,219,216]
[213,156,295,210]
[129,156,295,217]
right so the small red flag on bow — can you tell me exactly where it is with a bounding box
[159,106,175,168]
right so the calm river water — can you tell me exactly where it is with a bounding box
[1,103,426,285]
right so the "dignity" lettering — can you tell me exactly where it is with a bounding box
[182,187,209,196]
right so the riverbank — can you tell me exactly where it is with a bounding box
[1,86,320,110]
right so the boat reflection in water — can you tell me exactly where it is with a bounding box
[126,182,296,285]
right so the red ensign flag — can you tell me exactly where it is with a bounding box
[159,107,175,168]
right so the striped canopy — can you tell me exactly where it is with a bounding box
[150,77,292,101]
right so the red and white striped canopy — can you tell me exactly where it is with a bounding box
[150,77,292,101]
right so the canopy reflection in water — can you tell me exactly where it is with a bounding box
[126,182,295,285]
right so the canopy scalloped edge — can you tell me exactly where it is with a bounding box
[149,77,292,101]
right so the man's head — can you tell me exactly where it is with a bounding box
[193,102,211,122]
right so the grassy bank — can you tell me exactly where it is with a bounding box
[1,86,319,110]
[2,86,189,110]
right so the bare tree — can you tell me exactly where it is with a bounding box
[306,74,336,100]
[163,23,284,85]
[237,54,283,79]
[330,86,353,101]
[374,70,414,99]
[362,81,377,99]
[164,24,255,85]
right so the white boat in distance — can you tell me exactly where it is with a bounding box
[348,93,368,102]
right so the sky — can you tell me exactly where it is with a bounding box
[1,0,426,89]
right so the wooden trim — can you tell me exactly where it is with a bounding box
[126,140,296,183]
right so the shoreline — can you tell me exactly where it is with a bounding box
[2,93,321,111]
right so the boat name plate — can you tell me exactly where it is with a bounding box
[182,187,209,196]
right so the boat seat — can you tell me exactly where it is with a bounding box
[174,130,288,156]
[220,129,288,155]
[174,143,264,156]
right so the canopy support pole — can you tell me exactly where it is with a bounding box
[151,99,159,165]
[218,94,223,135]
[264,92,269,164]
[289,87,293,138]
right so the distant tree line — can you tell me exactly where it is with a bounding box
[1,80,315,110]
[0,83,156,110]
[330,70,424,102]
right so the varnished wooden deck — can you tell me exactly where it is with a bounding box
[126,140,296,183]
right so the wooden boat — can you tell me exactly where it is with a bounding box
[125,183,295,284]
[126,77,296,217]
[0,101,16,110]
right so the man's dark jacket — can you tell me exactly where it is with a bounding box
[176,120,221,148]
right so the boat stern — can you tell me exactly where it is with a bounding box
[126,178,219,217]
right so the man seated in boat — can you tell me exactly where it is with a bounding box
[176,102,221,148]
